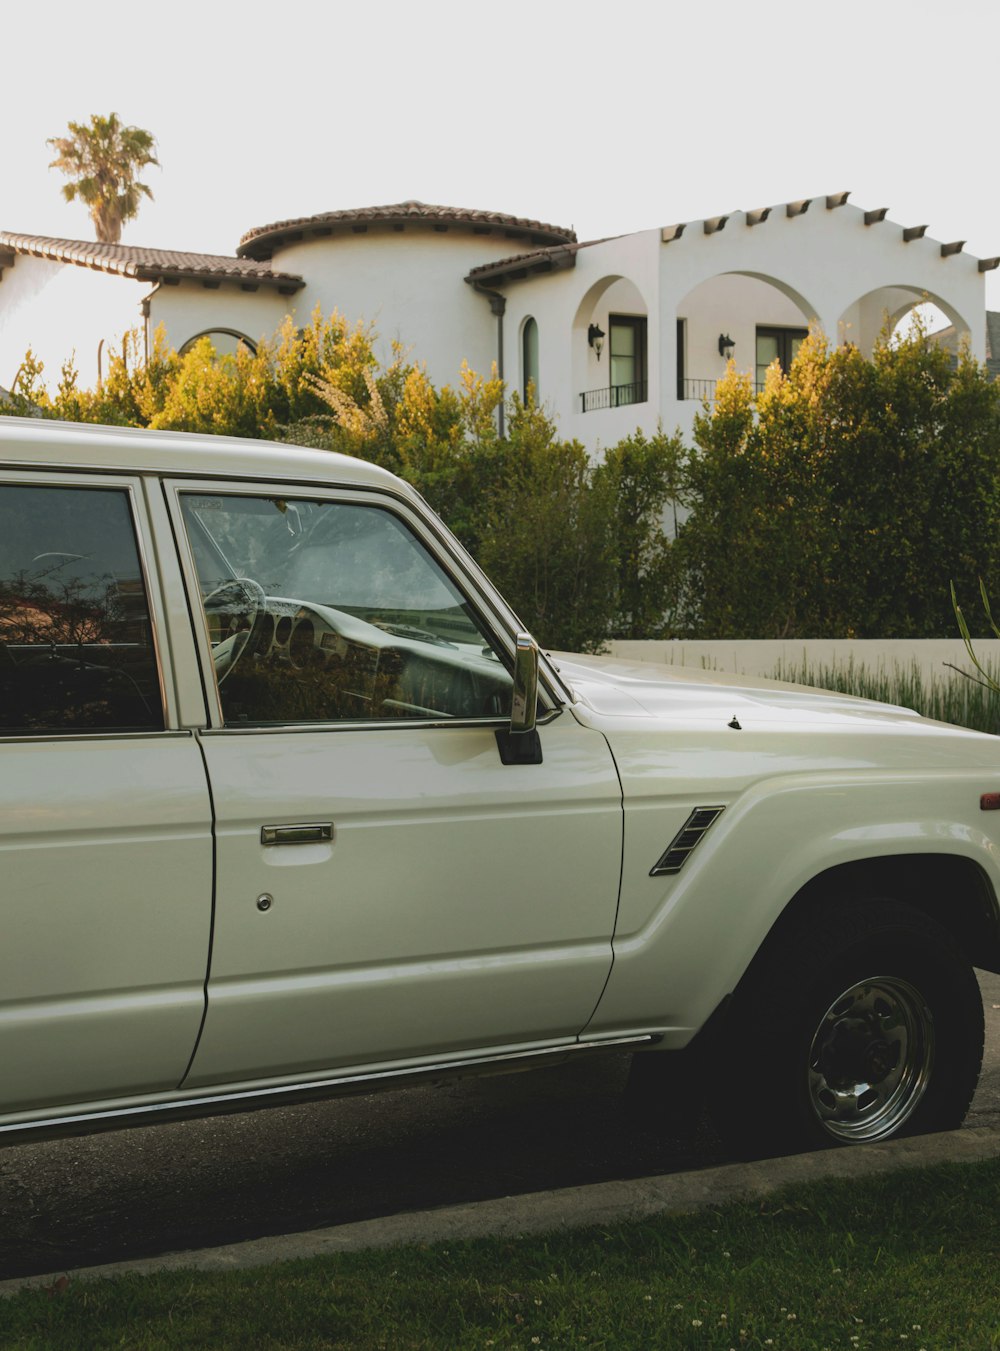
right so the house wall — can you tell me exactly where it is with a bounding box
[269,231,509,391]
[5,199,986,451]
[0,256,146,391]
[147,284,291,357]
[501,230,666,456]
[654,203,986,438]
[498,203,987,450]
[679,273,809,390]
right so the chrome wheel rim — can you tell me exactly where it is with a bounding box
[807,976,934,1143]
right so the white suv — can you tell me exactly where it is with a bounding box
[0,414,995,1158]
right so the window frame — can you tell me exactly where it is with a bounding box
[675,317,687,401]
[755,325,809,387]
[522,316,539,403]
[166,478,559,734]
[0,469,171,741]
[608,314,648,404]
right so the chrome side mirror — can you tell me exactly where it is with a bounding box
[496,631,543,765]
[510,631,539,734]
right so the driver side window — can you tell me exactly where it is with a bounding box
[179,493,513,727]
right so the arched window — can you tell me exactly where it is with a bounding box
[522,317,539,402]
[179,329,257,358]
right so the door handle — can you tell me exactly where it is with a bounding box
[260,823,334,846]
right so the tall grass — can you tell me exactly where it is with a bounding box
[773,656,1000,736]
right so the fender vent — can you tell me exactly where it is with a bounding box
[650,806,725,876]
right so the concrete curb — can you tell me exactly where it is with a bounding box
[3,1124,999,1297]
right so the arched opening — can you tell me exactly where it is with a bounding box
[837,287,971,358]
[573,275,650,413]
[521,316,539,402]
[179,328,258,359]
[893,301,950,343]
[675,271,818,401]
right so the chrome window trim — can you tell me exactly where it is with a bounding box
[195,706,564,737]
[161,469,568,705]
[0,459,574,709]
[165,478,562,732]
[0,729,195,746]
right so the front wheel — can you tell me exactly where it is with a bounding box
[708,897,984,1158]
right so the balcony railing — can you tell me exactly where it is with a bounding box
[678,378,767,401]
[580,380,648,413]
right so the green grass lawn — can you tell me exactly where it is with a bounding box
[3,1157,999,1350]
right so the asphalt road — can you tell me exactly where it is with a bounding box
[1,972,998,1283]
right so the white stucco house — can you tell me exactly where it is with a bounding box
[1,194,996,449]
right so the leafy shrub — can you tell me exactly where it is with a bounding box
[675,324,1000,638]
[5,318,677,651]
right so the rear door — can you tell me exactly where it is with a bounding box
[169,482,623,1089]
[0,473,213,1116]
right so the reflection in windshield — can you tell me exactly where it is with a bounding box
[180,493,512,726]
[185,496,492,651]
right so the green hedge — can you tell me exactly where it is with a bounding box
[7,313,1000,647]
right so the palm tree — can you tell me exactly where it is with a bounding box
[47,113,159,244]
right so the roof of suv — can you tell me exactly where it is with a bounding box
[0,416,408,495]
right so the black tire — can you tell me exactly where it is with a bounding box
[707,896,984,1159]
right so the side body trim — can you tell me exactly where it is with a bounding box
[0,1034,658,1145]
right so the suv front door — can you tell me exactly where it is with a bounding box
[171,484,623,1089]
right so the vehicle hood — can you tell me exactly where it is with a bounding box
[547,651,931,727]
[547,650,1000,786]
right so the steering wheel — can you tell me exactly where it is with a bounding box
[203,578,267,683]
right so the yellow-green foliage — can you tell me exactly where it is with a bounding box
[10,309,1000,645]
[5,315,679,651]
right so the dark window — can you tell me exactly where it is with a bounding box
[522,317,539,402]
[609,314,648,406]
[756,326,808,388]
[676,317,686,400]
[0,485,163,735]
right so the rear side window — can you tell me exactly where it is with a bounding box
[0,484,163,735]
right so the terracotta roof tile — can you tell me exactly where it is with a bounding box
[0,233,304,292]
[465,238,608,286]
[238,201,576,260]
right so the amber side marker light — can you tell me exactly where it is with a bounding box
[981,793,1000,811]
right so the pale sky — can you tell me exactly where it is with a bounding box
[3,0,999,312]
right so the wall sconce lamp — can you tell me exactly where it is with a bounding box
[588,323,606,360]
[718,333,735,361]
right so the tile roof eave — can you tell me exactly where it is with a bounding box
[134,265,304,294]
[464,238,616,288]
[0,233,304,293]
[238,201,576,260]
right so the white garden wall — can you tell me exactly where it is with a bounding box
[606,639,1000,691]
